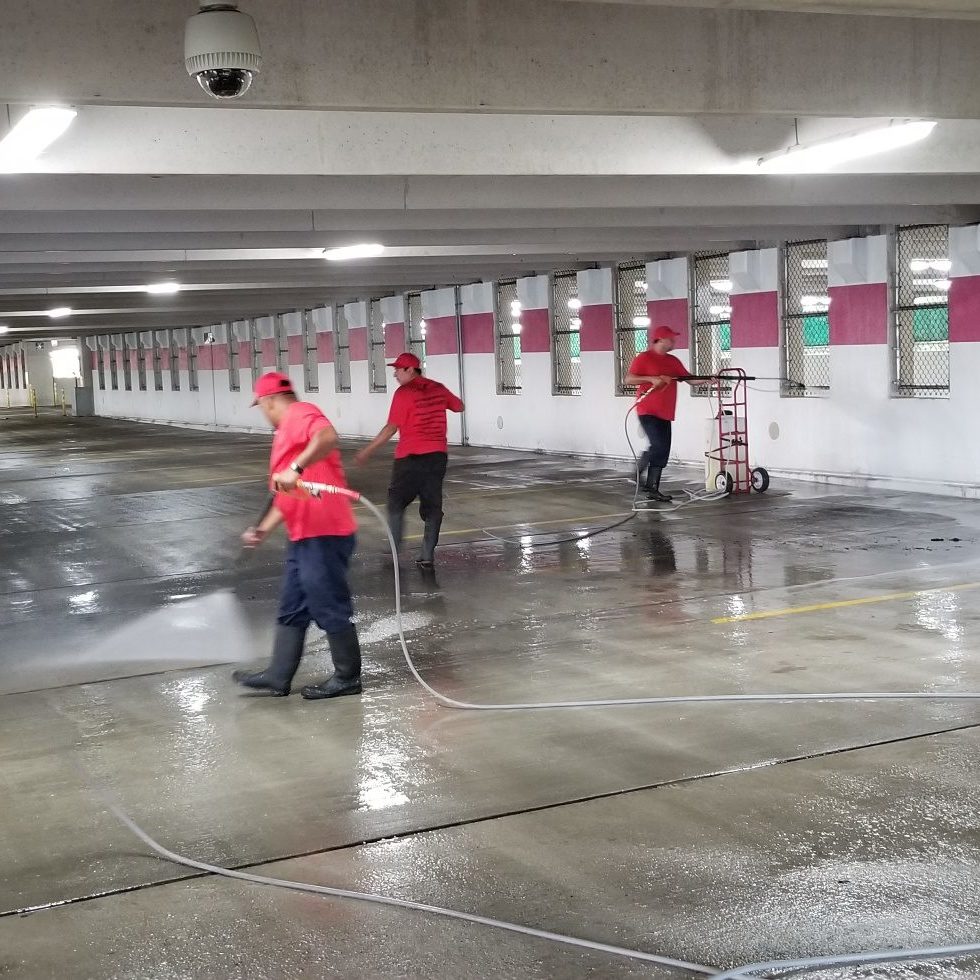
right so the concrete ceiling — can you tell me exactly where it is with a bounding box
[1,1,980,342]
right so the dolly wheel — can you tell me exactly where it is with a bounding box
[751,467,770,493]
[714,471,734,494]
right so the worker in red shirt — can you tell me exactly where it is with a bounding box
[355,352,464,568]
[232,371,362,700]
[624,325,690,502]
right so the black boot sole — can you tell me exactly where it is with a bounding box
[300,682,362,701]
[232,671,290,696]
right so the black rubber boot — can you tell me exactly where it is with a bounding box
[232,624,305,696]
[417,514,442,568]
[636,449,650,485]
[386,506,406,562]
[645,467,673,503]
[301,625,362,700]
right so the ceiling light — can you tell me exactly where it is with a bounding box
[709,305,732,317]
[511,322,523,334]
[801,259,829,270]
[0,107,77,172]
[801,295,831,310]
[913,295,947,306]
[910,259,951,273]
[570,317,581,328]
[47,307,72,318]
[710,279,733,292]
[145,281,181,294]
[632,315,651,327]
[0,325,9,335]
[757,120,937,173]
[913,278,951,290]
[322,243,385,261]
[567,298,582,310]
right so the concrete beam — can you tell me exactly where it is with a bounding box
[3,0,980,117]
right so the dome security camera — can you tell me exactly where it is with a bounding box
[184,3,262,101]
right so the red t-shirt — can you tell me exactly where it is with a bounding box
[628,351,688,420]
[269,401,357,541]
[388,376,465,458]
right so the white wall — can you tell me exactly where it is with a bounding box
[88,227,980,497]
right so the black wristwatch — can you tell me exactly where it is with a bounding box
[290,462,305,474]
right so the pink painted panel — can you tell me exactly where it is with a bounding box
[828,282,888,345]
[261,338,278,368]
[209,343,230,370]
[647,298,689,350]
[731,291,779,348]
[287,335,305,366]
[317,332,335,363]
[384,322,407,357]
[519,308,550,354]
[578,304,614,352]
[424,315,458,355]
[949,274,980,342]
[348,326,369,361]
[460,312,495,354]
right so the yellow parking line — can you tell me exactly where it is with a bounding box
[712,581,980,624]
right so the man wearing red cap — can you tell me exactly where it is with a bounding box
[624,325,689,502]
[355,352,464,568]
[232,371,363,700]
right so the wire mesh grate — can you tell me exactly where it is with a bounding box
[782,240,830,394]
[551,271,582,394]
[615,263,648,395]
[894,225,949,397]
[495,280,521,393]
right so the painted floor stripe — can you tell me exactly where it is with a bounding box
[712,581,980,624]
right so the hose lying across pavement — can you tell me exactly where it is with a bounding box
[108,483,980,978]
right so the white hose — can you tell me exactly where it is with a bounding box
[343,490,980,713]
[106,480,980,978]
[107,803,717,977]
[711,942,980,978]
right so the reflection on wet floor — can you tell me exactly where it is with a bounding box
[2,408,980,977]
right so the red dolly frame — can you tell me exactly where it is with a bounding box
[705,368,769,495]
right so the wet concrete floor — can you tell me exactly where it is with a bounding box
[2,407,979,977]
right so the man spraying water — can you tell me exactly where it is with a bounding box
[232,371,362,700]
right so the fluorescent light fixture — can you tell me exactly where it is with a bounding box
[0,106,77,172]
[47,307,72,318]
[757,119,936,173]
[913,295,947,306]
[910,259,951,273]
[570,317,581,329]
[801,295,831,310]
[632,315,651,328]
[510,300,522,314]
[710,279,733,292]
[511,321,523,334]
[0,325,9,335]
[567,298,582,310]
[145,281,181,295]
[913,278,951,290]
[322,243,385,261]
[801,258,829,270]
[709,305,732,317]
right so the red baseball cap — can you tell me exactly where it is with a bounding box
[251,371,295,405]
[387,352,421,370]
[651,325,680,341]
